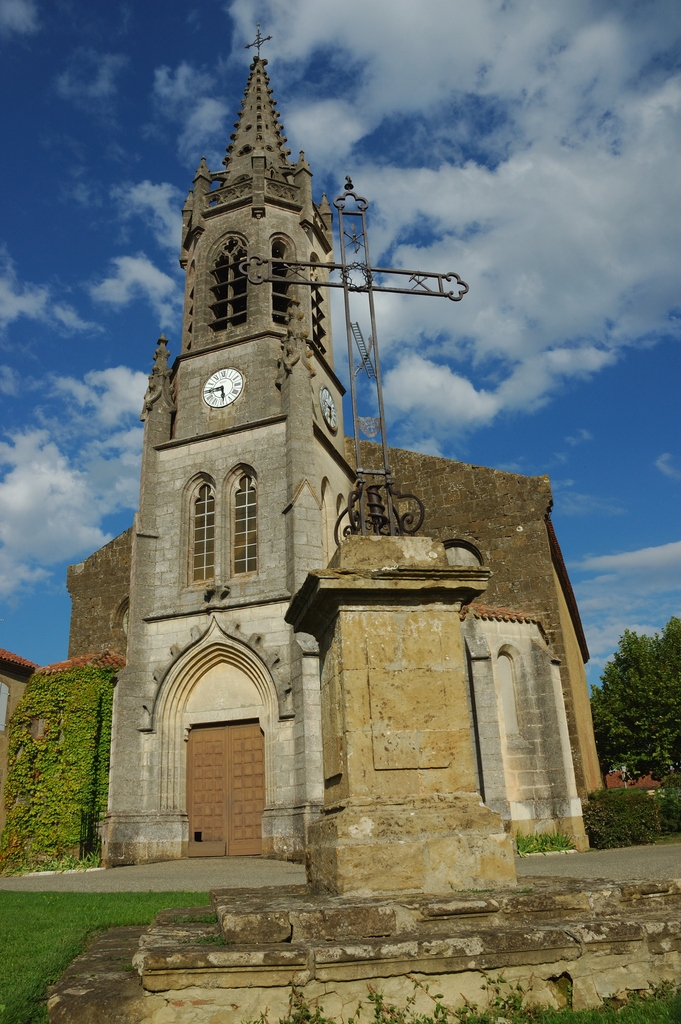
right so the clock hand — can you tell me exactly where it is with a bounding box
[206,385,225,398]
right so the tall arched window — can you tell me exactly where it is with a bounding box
[210,237,248,332]
[193,484,215,582]
[497,651,519,735]
[0,682,8,731]
[271,239,290,324]
[234,475,257,574]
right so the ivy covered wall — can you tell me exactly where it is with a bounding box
[0,656,121,871]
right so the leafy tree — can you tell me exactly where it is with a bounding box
[590,617,681,781]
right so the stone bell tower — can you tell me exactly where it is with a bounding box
[101,57,355,866]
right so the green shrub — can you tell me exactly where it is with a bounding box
[583,788,661,849]
[655,785,681,835]
[0,664,116,874]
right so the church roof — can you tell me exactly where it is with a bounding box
[37,650,125,675]
[545,515,590,663]
[0,647,36,673]
[223,56,293,175]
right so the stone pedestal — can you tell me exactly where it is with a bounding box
[285,535,516,895]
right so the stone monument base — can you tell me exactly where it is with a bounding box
[48,879,681,1021]
[305,797,515,895]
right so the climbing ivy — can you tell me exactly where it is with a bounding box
[0,665,116,872]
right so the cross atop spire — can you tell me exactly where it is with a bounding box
[245,23,272,59]
[222,55,292,172]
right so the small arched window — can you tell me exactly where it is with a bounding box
[193,484,215,582]
[233,475,257,574]
[210,237,248,332]
[271,239,290,324]
[497,651,519,735]
[0,682,9,731]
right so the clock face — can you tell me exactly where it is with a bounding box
[202,368,244,408]
[319,386,338,432]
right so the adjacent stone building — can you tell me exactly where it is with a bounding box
[67,56,600,866]
[0,648,36,836]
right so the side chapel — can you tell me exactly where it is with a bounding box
[66,57,601,866]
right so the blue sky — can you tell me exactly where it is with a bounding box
[0,0,679,682]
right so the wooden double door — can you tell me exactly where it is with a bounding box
[187,722,265,857]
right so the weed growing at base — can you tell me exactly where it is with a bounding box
[247,980,679,1024]
[515,832,576,856]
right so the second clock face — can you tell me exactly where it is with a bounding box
[203,368,244,408]
[319,385,338,432]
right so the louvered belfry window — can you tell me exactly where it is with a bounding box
[210,237,248,332]
[271,239,290,324]
[193,484,215,582]
[310,254,327,352]
[234,475,257,574]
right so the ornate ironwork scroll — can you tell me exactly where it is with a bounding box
[240,175,469,538]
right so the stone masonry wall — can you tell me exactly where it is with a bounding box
[347,440,594,799]
[67,528,132,658]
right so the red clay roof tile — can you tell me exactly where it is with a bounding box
[36,650,125,675]
[0,647,37,671]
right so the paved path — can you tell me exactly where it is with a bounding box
[517,842,681,880]
[0,855,305,892]
[1,843,679,892]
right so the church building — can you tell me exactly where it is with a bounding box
[66,57,601,866]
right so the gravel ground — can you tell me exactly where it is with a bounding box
[0,843,678,892]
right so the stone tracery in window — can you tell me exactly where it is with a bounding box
[271,239,290,325]
[193,484,215,582]
[233,475,257,574]
[210,237,248,332]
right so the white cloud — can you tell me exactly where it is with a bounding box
[384,353,499,432]
[0,366,18,395]
[56,49,128,107]
[573,538,681,663]
[0,0,38,37]
[0,251,95,333]
[0,366,147,598]
[89,254,182,327]
[112,180,183,251]
[178,97,229,163]
[552,484,625,518]
[54,366,148,428]
[151,61,228,165]
[566,429,593,447]
[655,453,681,481]
[579,539,681,577]
[153,62,213,108]
[224,0,681,440]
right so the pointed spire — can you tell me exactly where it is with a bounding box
[295,150,311,175]
[319,192,333,233]
[223,57,293,174]
[193,156,211,183]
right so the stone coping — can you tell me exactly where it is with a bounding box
[133,879,681,992]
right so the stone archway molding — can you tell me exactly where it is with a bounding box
[147,615,284,812]
[137,614,292,733]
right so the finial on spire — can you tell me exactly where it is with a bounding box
[245,23,272,58]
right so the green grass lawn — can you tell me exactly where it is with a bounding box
[0,890,208,1024]
[656,833,681,845]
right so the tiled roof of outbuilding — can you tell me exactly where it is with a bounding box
[37,650,125,675]
[461,603,542,625]
[0,647,37,672]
